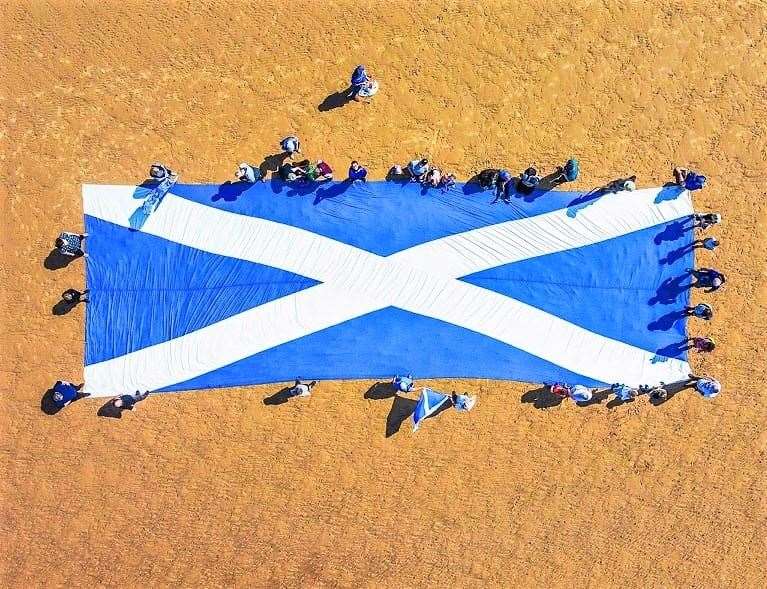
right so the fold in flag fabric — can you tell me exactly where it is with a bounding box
[82,181,694,396]
[412,388,451,432]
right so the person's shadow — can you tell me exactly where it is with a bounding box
[40,385,88,415]
[385,395,417,437]
[648,273,691,305]
[566,188,605,218]
[318,88,351,112]
[212,180,251,202]
[263,386,297,406]
[654,220,688,244]
[313,180,352,204]
[648,309,686,331]
[520,386,565,409]
[258,153,289,180]
[364,382,395,400]
[650,339,693,363]
[44,249,80,270]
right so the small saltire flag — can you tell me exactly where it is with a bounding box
[412,388,451,432]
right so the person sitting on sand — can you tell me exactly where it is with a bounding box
[550,383,572,398]
[439,172,457,191]
[477,168,499,189]
[235,162,259,183]
[289,379,317,397]
[56,231,88,258]
[393,375,415,393]
[451,391,477,412]
[406,158,430,182]
[301,160,333,182]
[278,162,302,182]
[689,267,726,292]
[348,160,368,182]
[424,167,442,188]
[517,166,541,195]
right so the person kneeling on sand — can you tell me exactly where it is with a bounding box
[289,379,317,398]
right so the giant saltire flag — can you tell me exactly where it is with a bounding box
[82,179,695,396]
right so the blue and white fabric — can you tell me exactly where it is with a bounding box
[81,180,694,395]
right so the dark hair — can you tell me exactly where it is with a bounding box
[420,158,428,165]
[351,160,358,166]
[55,238,64,248]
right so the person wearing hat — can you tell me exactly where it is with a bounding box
[689,267,726,292]
[51,380,82,410]
[685,303,713,321]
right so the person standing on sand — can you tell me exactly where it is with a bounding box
[392,375,414,393]
[689,267,726,292]
[685,303,713,321]
[56,231,88,258]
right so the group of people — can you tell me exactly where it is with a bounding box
[549,373,721,406]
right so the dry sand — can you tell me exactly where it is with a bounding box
[2,0,767,586]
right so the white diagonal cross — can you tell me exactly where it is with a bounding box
[82,184,693,395]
